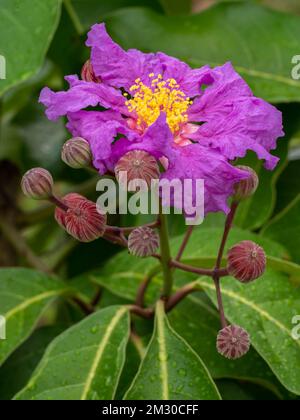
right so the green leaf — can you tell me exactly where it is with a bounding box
[159,0,192,15]
[116,334,146,400]
[196,270,300,395]
[0,326,64,401]
[169,294,292,399]
[262,194,300,264]
[70,0,163,31]
[263,0,300,15]
[13,103,66,174]
[0,0,62,95]
[92,227,288,303]
[106,3,300,102]
[125,301,221,400]
[275,159,300,214]
[234,104,300,230]
[0,268,67,366]
[234,145,287,231]
[15,306,130,400]
[91,228,300,393]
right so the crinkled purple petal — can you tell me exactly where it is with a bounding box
[108,113,175,170]
[67,110,132,174]
[161,144,249,215]
[39,75,127,121]
[191,96,283,170]
[157,53,212,98]
[188,62,252,122]
[87,23,162,90]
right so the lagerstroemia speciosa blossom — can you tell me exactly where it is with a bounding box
[40,23,284,215]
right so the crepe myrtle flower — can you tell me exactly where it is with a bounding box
[39,23,284,215]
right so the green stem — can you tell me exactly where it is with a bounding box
[64,0,84,35]
[158,205,173,299]
[0,218,51,274]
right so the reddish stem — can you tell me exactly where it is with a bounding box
[213,201,239,329]
[166,283,197,312]
[215,201,239,271]
[49,195,69,212]
[175,226,195,262]
[105,221,159,235]
[171,260,228,278]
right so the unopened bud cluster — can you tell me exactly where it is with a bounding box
[227,240,266,283]
[62,137,93,169]
[55,193,107,243]
[128,227,160,258]
[81,59,101,83]
[234,166,259,201]
[115,150,160,191]
[217,325,250,360]
[21,168,54,200]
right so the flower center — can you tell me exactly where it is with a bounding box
[125,74,191,134]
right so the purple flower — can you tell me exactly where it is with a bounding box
[39,23,284,215]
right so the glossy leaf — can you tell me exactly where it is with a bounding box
[169,294,292,399]
[71,0,163,31]
[234,145,287,231]
[92,227,288,303]
[0,268,67,366]
[262,194,300,264]
[125,301,221,400]
[0,326,64,401]
[275,159,300,214]
[0,0,61,95]
[196,271,300,395]
[159,0,192,15]
[15,306,130,400]
[106,3,300,102]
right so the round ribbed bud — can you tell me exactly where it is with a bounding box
[115,151,160,192]
[233,166,259,201]
[81,59,101,83]
[227,240,266,283]
[217,325,250,360]
[55,193,107,243]
[21,168,54,200]
[128,227,160,258]
[62,138,92,169]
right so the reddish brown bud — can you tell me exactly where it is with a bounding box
[62,137,92,169]
[81,59,101,83]
[227,240,266,283]
[217,325,250,360]
[21,168,54,200]
[115,151,160,191]
[128,227,160,258]
[55,193,107,243]
[234,166,259,201]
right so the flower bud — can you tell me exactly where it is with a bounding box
[128,227,160,258]
[81,59,101,83]
[55,193,107,243]
[217,325,250,360]
[227,240,266,283]
[115,150,160,192]
[21,168,54,200]
[233,166,259,201]
[62,137,93,169]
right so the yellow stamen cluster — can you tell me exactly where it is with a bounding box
[125,74,192,134]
